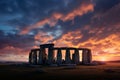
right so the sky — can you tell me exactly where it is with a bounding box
[0,0,120,62]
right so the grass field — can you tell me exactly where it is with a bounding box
[0,62,120,80]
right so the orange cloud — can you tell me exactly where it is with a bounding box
[52,29,120,61]
[62,4,94,21]
[53,30,83,47]
[81,33,120,61]
[34,31,54,44]
[20,3,94,34]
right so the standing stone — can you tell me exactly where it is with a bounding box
[82,49,88,64]
[65,49,71,64]
[41,47,47,64]
[74,49,79,64]
[29,51,32,64]
[87,49,92,63]
[29,44,92,65]
[38,49,43,64]
[33,50,37,64]
[31,51,34,64]
[57,49,62,64]
[48,46,54,64]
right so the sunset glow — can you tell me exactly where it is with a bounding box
[0,0,120,62]
[100,57,107,61]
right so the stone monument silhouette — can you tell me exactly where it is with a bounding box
[29,44,92,65]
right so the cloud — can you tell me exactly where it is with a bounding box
[94,0,120,13]
[92,3,120,26]
[53,30,83,47]
[0,30,34,51]
[34,31,54,44]
[62,3,94,21]
[20,1,94,34]
[52,29,120,61]
[0,0,120,61]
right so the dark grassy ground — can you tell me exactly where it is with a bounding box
[0,62,120,80]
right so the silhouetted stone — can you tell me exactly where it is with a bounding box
[65,49,71,64]
[29,44,92,66]
[57,49,62,64]
[82,49,92,64]
[29,51,32,64]
[74,49,79,64]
